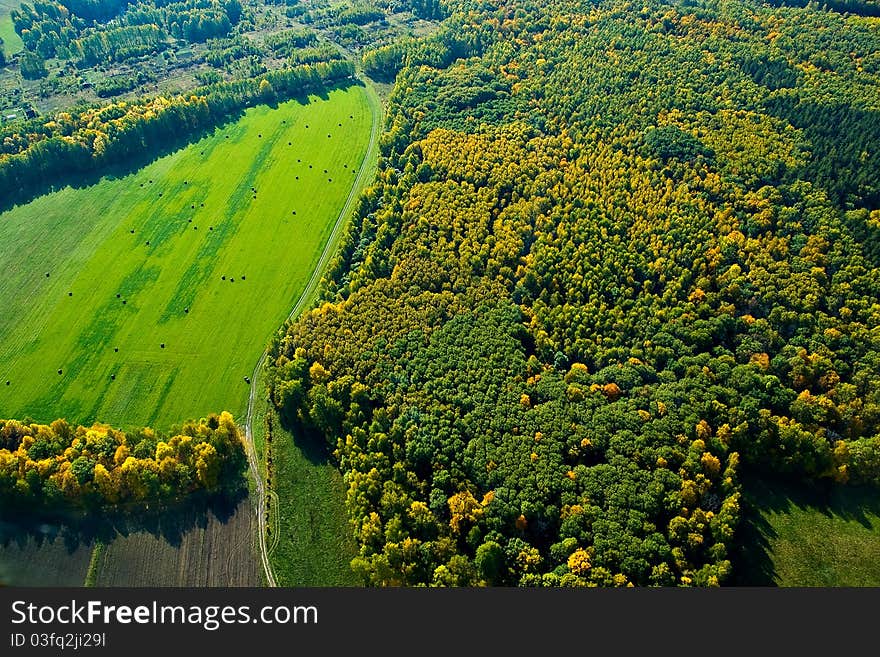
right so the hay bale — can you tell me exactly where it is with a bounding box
[45,272,50,277]
[58,369,62,375]
[68,292,73,297]
[122,300,127,305]
[222,276,226,280]
[160,343,165,348]
[114,347,118,352]
[111,375,115,380]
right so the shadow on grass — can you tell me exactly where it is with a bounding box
[277,407,331,467]
[0,486,248,556]
[0,79,359,214]
[732,472,880,585]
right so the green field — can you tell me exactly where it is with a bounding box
[260,409,359,586]
[0,85,372,430]
[737,477,880,586]
[0,1,23,57]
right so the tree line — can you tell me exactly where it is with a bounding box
[0,411,246,510]
[0,58,354,207]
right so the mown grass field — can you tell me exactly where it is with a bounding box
[736,477,880,586]
[0,85,372,431]
[0,1,23,57]
[260,411,359,586]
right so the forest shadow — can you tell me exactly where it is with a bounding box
[277,407,331,467]
[0,486,248,555]
[0,79,358,214]
[732,472,880,585]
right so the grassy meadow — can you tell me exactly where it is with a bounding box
[736,477,880,586]
[0,85,372,431]
[0,1,23,57]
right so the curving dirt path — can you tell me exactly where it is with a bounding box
[243,79,382,587]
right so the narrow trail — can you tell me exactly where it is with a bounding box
[243,79,382,587]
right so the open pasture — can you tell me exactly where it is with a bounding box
[0,85,372,430]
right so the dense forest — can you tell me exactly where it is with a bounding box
[266,0,880,586]
[0,412,247,509]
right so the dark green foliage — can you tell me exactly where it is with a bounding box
[644,125,713,163]
[19,51,48,79]
[268,0,880,587]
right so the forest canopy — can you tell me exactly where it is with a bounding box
[0,412,247,510]
[265,0,880,586]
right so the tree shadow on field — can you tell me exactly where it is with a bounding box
[0,486,248,555]
[277,407,331,467]
[731,472,880,585]
[0,78,359,214]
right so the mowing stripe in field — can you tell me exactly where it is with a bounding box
[0,85,372,430]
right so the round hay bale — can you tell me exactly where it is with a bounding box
[58,369,62,375]
[68,292,73,297]
[45,272,50,277]
[114,347,118,352]
[185,307,189,313]
[116,294,120,298]
[130,229,135,234]
[209,226,213,231]
[222,276,226,280]
[122,300,127,305]
[111,374,115,380]
[160,343,165,348]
